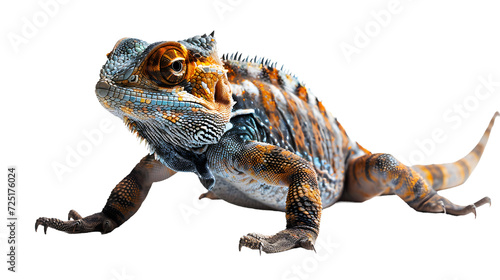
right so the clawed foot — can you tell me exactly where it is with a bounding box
[35,210,117,234]
[239,227,317,254]
[417,195,491,218]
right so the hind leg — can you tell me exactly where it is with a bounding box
[341,153,490,216]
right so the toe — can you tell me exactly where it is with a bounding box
[239,234,262,251]
[68,210,82,220]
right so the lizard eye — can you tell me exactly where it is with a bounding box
[171,60,183,72]
[145,43,188,86]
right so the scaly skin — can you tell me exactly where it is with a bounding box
[36,33,498,254]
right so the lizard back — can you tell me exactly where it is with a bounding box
[223,57,362,207]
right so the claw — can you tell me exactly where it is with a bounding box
[471,204,477,219]
[35,218,49,234]
[439,200,446,214]
[199,191,220,200]
[72,220,82,232]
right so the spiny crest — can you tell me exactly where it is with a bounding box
[123,116,158,153]
[179,32,217,57]
[123,116,140,138]
[221,52,303,83]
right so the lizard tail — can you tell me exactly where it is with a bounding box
[412,112,499,191]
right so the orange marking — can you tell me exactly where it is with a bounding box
[317,101,326,113]
[267,68,280,85]
[416,166,433,186]
[356,142,371,155]
[258,82,282,135]
[121,106,133,115]
[296,86,308,102]
[286,95,307,153]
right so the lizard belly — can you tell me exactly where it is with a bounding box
[211,174,344,210]
[211,175,288,211]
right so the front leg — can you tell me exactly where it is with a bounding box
[35,154,176,234]
[211,139,322,253]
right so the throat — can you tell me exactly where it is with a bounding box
[130,125,216,191]
[126,117,210,156]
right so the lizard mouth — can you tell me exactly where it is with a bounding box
[95,79,206,117]
[95,77,232,120]
[214,76,233,108]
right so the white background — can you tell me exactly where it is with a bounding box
[2,0,500,279]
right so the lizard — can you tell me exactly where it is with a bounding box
[36,32,498,254]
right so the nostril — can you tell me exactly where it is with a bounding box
[128,75,138,83]
[95,81,110,98]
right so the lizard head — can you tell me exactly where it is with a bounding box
[95,33,234,153]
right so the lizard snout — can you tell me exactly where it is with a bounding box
[95,80,111,98]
